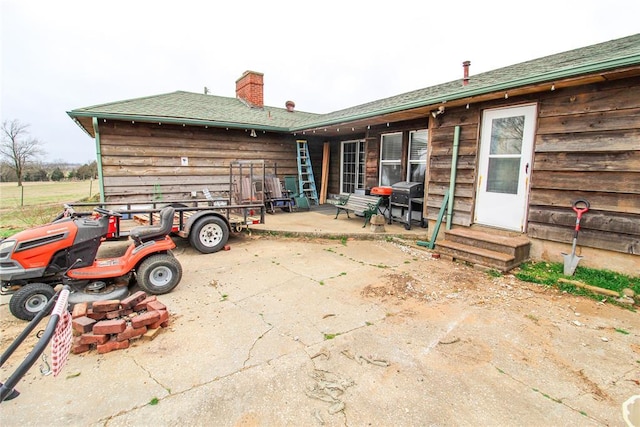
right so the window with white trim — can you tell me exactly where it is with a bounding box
[379,132,403,186]
[407,129,428,183]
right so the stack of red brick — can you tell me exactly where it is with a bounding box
[71,291,170,354]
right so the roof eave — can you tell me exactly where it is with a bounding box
[67,113,94,137]
[66,111,291,133]
[291,55,640,131]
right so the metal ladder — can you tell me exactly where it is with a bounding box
[296,140,319,205]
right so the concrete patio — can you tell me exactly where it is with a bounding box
[250,203,432,242]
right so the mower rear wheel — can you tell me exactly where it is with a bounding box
[136,254,182,295]
[9,283,55,321]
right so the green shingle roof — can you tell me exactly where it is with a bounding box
[293,33,640,129]
[69,91,319,131]
[68,33,640,133]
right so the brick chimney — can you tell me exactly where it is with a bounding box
[236,70,264,107]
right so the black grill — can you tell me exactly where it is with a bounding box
[390,181,424,205]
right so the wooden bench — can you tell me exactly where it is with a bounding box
[334,193,383,227]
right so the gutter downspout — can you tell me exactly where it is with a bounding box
[446,126,460,230]
[92,117,105,203]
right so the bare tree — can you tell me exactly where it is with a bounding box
[0,119,45,186]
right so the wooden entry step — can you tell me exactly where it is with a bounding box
[435,228,530,272]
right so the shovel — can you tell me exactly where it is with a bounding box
[562,199,590,275]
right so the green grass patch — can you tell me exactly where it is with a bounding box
[516,261,639,300]
[486,269,502,278]
[0,180,96,208]
[0,180,97,237]
[327,235,349,245]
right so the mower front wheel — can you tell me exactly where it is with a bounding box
[136,254,182,295]
[9,283,55,321]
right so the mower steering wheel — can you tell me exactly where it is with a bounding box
[94,207,123,218]
[52,205,76,221]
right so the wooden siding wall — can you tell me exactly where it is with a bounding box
[318,120,429,198]
[528,76,640,255]
[364,133,381,191]
[425,75,640,256]
[98,121,300,202]
[325,139,344,197]
[425,107,480,226]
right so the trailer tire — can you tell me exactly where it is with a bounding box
[9,283,55,321]
[136,254,182,295]
[189,216,229,254]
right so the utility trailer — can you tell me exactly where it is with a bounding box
[66,161,267,254]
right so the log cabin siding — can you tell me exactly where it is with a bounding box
[319,120,428,198]
[326,141,343,197]
[425,107,480,227]
[421,75,640,256]
[364,135,380,191]
[97,121,300,201]
[527,76,640,255]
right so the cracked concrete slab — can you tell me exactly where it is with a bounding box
[1,234,637,426]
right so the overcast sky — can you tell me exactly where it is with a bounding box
[1,0,639,164]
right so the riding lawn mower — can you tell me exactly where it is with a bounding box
[0,205,182,321]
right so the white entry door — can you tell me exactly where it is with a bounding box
[474,104,537,231]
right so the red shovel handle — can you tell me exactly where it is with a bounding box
[571,199,590,231]
[572,199,590,216]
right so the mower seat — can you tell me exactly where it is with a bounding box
[130,206,175,246]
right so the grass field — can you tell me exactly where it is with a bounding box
[0,180,98,236]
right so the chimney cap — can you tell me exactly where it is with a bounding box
[236,70,264,83]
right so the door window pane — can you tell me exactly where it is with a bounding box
[490,116,524,155]
[486,115,524,194]
[486,158,520,194]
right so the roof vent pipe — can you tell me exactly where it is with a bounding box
[462,61,471,86]
[285,100,295,112]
